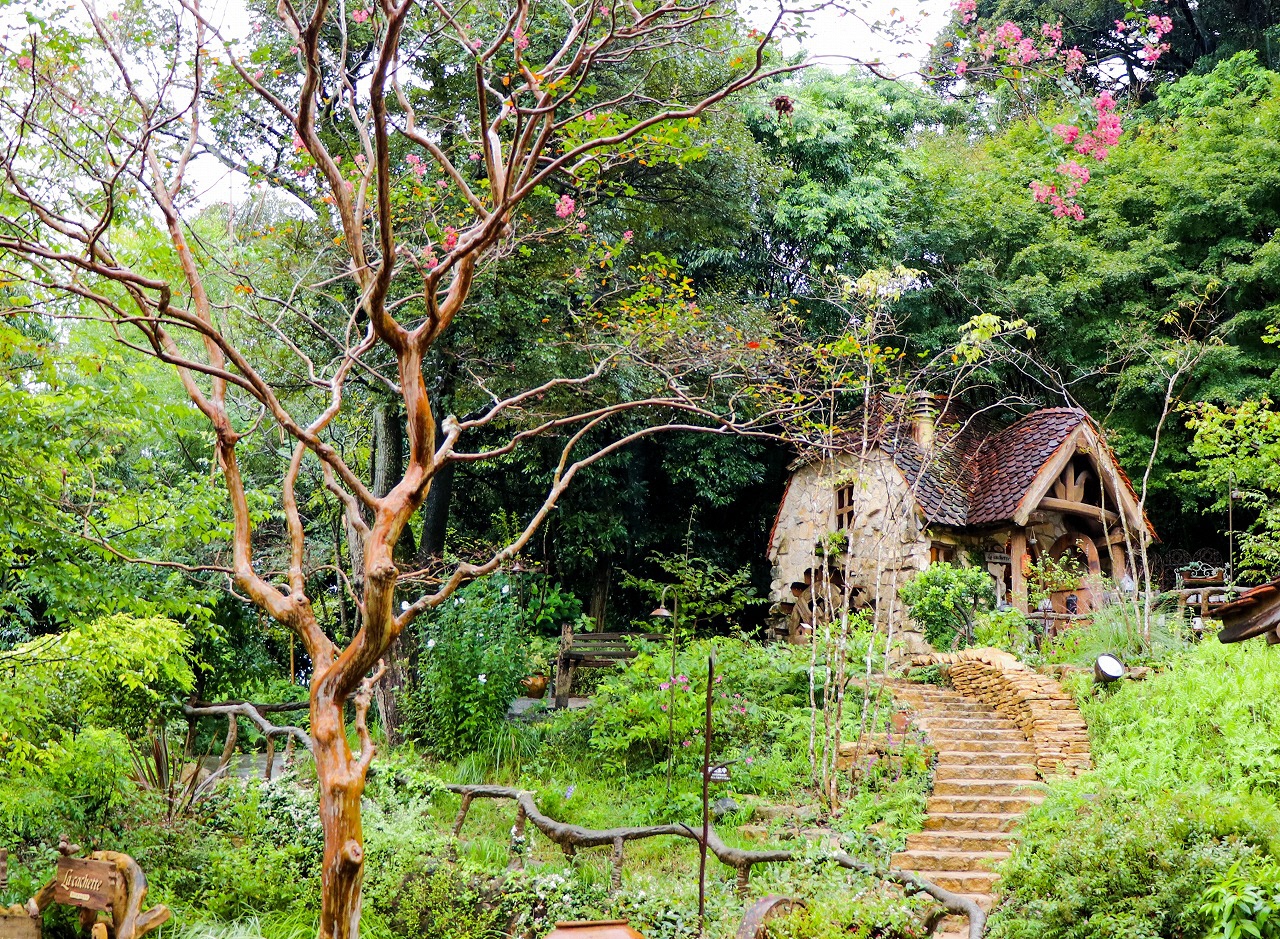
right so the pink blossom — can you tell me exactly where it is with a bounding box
[954,60,968,77]
[995,21,1023,46]
[469,153,481,161]
[1094,90,1117,113]
[1053,200,1085,221]
[1053,123,1080,144]
[583,110,596,121]
[681,739,691,747]
[572,266,584,279]
[109,9,121,19]
[555,194,575,219]
[660,703,668,711]
[253,70,264,79]
[1041,21,1063,44]
[745,756,754,765]
[954,0,976,23]
[1030,180,1055,203]
[1140,43,1168,64]
[1064,47,1086,72]
[599,4,610,16]
[472,40,483,50]
[289,45,300,54]
[17,55,32,70]
[576,222,587,233]
[1148,14,1173,36]
[292,132,306,153]
[406,153,421,164]
[513,26,529,50]
[622,230,634,242]
[1057,159,1090,195]
[1015,37,1041,63]
[413,164,427,177]
[437,179,448,189]
[353,8,370,23]
[443,226,458,250]
[1114,18,1129,35]
[659,681,670,691]
[427,255,439,269]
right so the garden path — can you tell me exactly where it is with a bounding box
[884,681,1045,939]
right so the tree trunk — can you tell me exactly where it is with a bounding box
[314,707,369,939]
[588,559,611,630]
[418,457,455,561]
[371,401,412,744]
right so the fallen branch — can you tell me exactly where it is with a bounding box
[446,784,986,939]
[182,701,314,754]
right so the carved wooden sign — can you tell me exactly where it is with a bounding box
[53,858,117,912]
[985,551,1012,565]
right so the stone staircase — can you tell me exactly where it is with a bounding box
[887,682,1046,938]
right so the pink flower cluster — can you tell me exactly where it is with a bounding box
[955,0,976,23]
[1030,159,1091,220]
[406,153,427,177]
[1073,91,1122,160]
[1114,12,1173,65]
[352,7,372,23]
[555,194,575,219]
[513,26,529,50]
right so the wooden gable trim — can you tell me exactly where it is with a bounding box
[1012,426,1087,526]
[1013,422,1152,540]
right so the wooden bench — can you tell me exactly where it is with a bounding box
[553,626,665,708]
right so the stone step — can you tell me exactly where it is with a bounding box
[935,763,1038,781]
[905,830,1015,853]
[932,738,1036,754]
[917,717,1022,731]
[903,870,1000,894]
[891,849,1010,872]
[927,794,1044,815]
[934,778,1047,797]
[937,750,1038,767]
[924,812,1023,833]
[927,728,1030,743]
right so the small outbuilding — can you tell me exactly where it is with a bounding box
[766,394,1157,650]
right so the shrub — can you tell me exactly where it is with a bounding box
[585,636,810,783]
[899,563,995,649]
[973,609,1034,657]
[401,576,532,756]
[990,787,1265,939]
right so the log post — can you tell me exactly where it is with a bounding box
[610,837,624,893]
[1010,530,1028,614]
[509,805,528,872]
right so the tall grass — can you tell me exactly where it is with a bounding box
[1043,599,1189,667]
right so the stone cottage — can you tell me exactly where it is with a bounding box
[766,394,1156,650]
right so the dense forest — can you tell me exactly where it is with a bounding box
[2,0,1280,936]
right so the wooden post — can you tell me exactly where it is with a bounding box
[554,619,575,709]
[1011,530,1029,614]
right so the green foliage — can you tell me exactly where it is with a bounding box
[990,787,1266,939]
[1201,859,1280,939]
[1188,397,1280,582]
[584,637,811,787]
[622,551,764,633]
[899,563,996,649]
[0,613,193,770]
[973,608,1036,657]
[994,639,1280,939]
[1042,601,1188,668]
[401,577,532,756]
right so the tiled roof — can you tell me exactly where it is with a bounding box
[966,409,1084,525]
[826,401,1091,528]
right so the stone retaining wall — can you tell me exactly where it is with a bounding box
[910,647,1091,777]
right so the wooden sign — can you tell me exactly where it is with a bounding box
[53,858,117,912]
[0,912,40,939]
[985,551,1012,565]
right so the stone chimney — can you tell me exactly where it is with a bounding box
[911,391,936,449]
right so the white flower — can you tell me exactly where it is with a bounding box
[400,600,410,611]
[426,638,436,649]
[501,584,510,595]
[478,674,487,683]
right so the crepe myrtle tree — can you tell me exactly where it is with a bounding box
[0,0,837,932]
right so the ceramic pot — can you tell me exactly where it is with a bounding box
[521,673,549,699]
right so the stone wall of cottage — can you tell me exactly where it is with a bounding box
[768,449,932,655]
